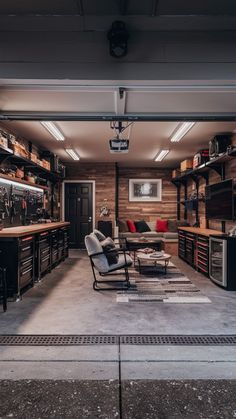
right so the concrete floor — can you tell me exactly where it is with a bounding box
[1,251,236,417]
[0,250,236,335]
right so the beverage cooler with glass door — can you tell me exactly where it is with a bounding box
[209,234,236,290]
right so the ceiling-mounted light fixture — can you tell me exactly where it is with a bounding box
[170,122,195,143]
[107,21,129,58]
[154,149,170,162]
[40,121,65,142]
[65,148,80,161]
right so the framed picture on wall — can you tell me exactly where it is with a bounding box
[129,179,162,202]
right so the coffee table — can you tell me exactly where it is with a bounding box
[126,237,162,264]
[137,252,171,275]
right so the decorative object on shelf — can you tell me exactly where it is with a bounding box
[129,179,162,202]
[193,149,209,168]
[209,134,231,158]
[99,199,110,217]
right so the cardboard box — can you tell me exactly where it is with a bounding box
[11,143,29,160]
[180,159,193,172]
[172,169,180,178]
[30,152,38,163]
[42,159,51,171]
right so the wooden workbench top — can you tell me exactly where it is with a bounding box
[178,226,222,237]
[0,222,70,238]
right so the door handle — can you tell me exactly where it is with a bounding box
[88,217,92,222]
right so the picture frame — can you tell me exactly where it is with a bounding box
[128,179,162,202]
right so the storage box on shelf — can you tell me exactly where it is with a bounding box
[172,169,180,178]
[30,152,38,163]
[180,159,193,172]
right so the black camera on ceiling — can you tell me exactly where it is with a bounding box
[107,21,129,58]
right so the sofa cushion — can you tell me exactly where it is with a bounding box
[168,219,178,232]
[163,232,178,239]
[134,220,151,233]
[146,221,156,231]
[100,237,119,265]
[120,232,141,239]
[118,219,129,233]
[156,219,168,232]
[142,231,164,238]
[127,219,136,233]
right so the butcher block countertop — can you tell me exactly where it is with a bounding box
[178,226,222,237]
[0,222,70,238]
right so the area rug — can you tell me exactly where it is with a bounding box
[116,261,211,304]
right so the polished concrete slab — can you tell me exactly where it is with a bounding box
[0,251,236,335]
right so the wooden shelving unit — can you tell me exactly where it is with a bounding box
[0,173,50,191]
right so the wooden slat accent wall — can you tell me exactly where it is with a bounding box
[65,163,116,225]
[118,167,177,221]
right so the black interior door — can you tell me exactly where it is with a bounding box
[65,183,93,248]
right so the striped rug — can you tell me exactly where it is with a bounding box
[116,262,211,304]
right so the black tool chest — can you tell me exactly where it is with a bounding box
[196,235,209,276]
[0,225,69,299]
[178,228,215,277]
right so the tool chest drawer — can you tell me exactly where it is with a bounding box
[19,236,34,260]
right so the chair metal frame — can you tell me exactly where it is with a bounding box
[89,246,131,291]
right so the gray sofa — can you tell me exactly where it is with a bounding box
[118,220,178,241]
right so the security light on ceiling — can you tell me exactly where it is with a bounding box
[154,149,170,162]
[107,21,129,58]
[170,122,195,143]
[40,121,65,142]
[65,148,80,161]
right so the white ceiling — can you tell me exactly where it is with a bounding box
[1,83,236,167]
[2,120,236,168]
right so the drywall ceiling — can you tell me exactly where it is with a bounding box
[2,120,236,168]
[1,83,236,167]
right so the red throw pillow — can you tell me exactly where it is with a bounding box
[127,220,136,233]
[156,219,168,232]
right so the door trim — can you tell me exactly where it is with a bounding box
[61,180,96,231]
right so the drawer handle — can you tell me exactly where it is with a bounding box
[42,255,50,262]
[21,246,31,252]
[21,267,32,275]
[41,248,49,254]
[22,258,32,266]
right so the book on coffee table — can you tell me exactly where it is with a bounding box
[150,251,165,258]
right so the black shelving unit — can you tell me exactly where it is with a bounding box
[0,146,62,183]
[171,147,236,229]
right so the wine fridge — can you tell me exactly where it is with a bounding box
[209,235,236,290]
